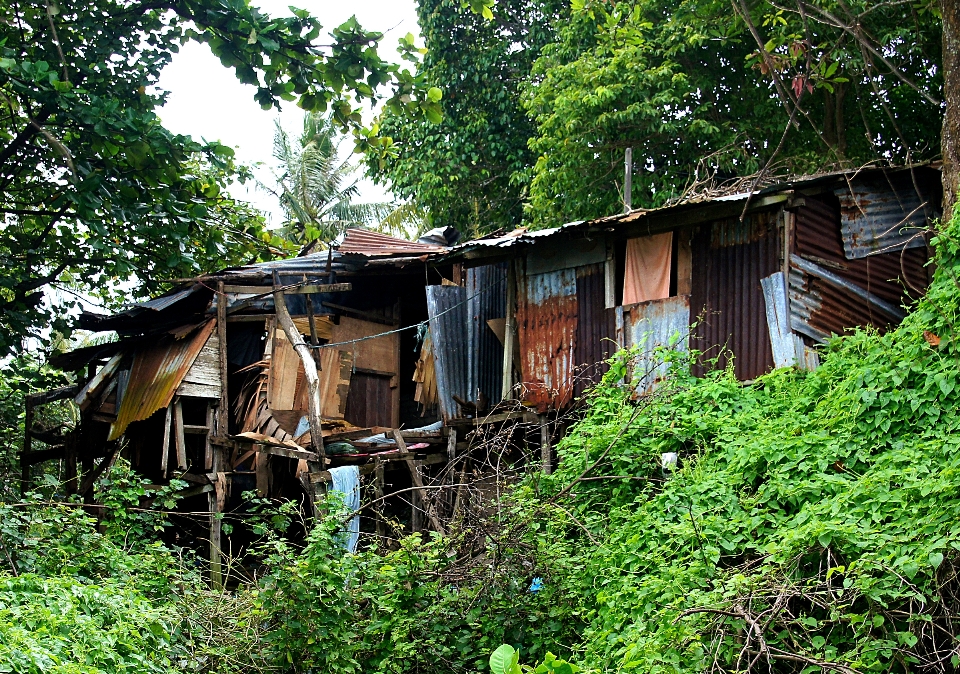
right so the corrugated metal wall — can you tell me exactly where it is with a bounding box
[574,264,617,398]
[516,267,578,412]
[623,295,691,393]
[690,211,780,380]
[466,264,506,407]
[791,194,929,340]
[425,285,468,421]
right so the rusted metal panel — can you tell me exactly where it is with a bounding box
[835,175,936,259]
[792,194,929,340]
[466,264,506,406]
[108,320,218,440]
[337,228,447,257]
[516,268,578,412]
[574,264,617,398]
[690,212,780,381]
[623,295,690,392]
[426,285,468,421]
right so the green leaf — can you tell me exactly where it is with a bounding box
[490,645,516,674]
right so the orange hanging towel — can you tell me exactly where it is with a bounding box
[622,232,673,305]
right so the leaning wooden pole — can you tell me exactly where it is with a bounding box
[272,287,325,465]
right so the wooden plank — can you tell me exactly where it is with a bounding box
[256,451,271,496]
[317,348,353,420]
[184,424,209,435]
[161,402,172,477]
[328,316,400,374]
[224,282,352,295]
[204,404,214,470]
[216,283,228,438]
[267,329,304,411]
[259,445,319,462]
[174,398,187,470]
[178,332,221,399]
[226,314,270,323]
[676,228,693,296]
[321,302,399,326]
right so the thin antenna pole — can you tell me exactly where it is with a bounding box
[624,147,633,212]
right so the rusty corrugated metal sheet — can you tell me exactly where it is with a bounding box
[466,264,506,406]
[792,194,929,340]
[108,320,217,440]
[426,285,468,421]
[517,267,578,412]
[337,228,447,257]
[574,264,617,398]
[835,174,936,259]
[690,212,780,380]
[623,295,691,392]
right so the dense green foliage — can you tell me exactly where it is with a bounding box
[523,0,943,225]
[371,0,566,236]
[0,0,444,353]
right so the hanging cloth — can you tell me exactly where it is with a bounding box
[328,465,361,553]
[623,232,673,305]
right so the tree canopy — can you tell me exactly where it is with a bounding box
[370,0,567,237]
[523,0,943,226]
[0,0,443,354]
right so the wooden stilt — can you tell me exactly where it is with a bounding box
[446,427,457,461]
[540,413,553,475]
[395,429,446,535]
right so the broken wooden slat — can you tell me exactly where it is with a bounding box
[273,283,325,464]
[74,352,124,411]
[258,445,319,462]
[395,430,446,535]
[27,384,80,406]
[204,404,214,471]
[161,403,172,477]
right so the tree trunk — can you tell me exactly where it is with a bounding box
[942,0,960,216]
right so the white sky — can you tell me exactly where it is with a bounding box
[156,0,421,226]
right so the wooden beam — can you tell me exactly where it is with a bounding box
[27,384,80,406]
[223,282,352,295]
[273,282,325,465]
[258,444,319,462]
[446,428,457,461]
[226,314,270,323]
[20,446,65,467]
[78,446,119,496]
[204,404,214,471]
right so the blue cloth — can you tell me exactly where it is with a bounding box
[329,465,361,553]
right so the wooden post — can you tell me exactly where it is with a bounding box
[273,285,325,467]
[539,413,553,475]
[208,439,223,589]
[21,397,33,495]
[446,427,457,461]
[216,281,229,439]
[394,429,445,535]
[173,397,187,470]
[501,261,517,401]
[624,147,633,212]
[256,447,271,497]
[204,403,214,471]
[374,459,385,541]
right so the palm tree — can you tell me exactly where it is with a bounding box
[267,113,410,251]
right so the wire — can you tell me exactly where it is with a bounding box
[308,275,506,350]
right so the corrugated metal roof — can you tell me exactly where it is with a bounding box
[835,176,935,259]
[337,228,447,256]
[516,267,578,412]
[107,320,217,440]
